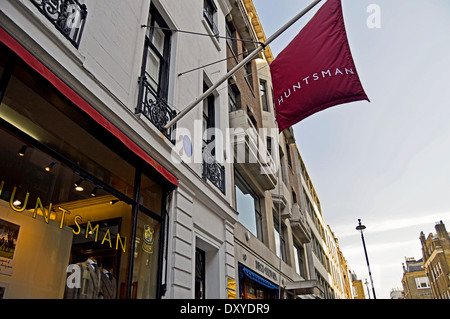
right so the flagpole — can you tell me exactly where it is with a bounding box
[162,0,322,132]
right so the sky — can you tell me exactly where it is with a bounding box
[253,0,450,299]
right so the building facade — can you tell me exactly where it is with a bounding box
[401,257,432,299]
[0,0,238,299]
[390,288,404,299]
[419,221,450,299]
[0,0,351,299]
[350,272,366,299]
[225,0,351,300]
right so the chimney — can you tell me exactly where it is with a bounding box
[435,220,449,241]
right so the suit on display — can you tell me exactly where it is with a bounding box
[64,258,102,299]
[101,269,117,299]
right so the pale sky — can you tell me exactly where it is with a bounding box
[253,0,450,299]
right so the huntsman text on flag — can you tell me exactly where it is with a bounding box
[270,0,370,132]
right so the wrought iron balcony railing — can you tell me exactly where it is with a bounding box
[31,0,87,48]
[202,147,225,194]
[136,75,177,144]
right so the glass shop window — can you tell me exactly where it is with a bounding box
[0,128,132,299]
[139,173,163,216]
[131,210,161,299]
[0,51,164,299]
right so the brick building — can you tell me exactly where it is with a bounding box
[420,221,450,299]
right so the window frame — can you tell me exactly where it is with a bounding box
[260,80,269,112]
[141,4,172,101]
[203,0,219,36]
[234,170,263,241]
[273,214,287,263]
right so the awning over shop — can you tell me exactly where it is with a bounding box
[0,27,178,188]
[238,264,278,291]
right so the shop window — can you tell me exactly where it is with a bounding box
[0,46,169,299]
[0,129,132,299]
[131,211,161,299]
[139,174,163,216]
[241,278,276,300]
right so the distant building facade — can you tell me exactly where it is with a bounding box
[390,288,404,299]
[401,257,432,299]
[350,272,366,299]
[420,221,450,299]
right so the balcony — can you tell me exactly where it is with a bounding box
[136,75,177,144]
[229,109,277,192]
[30,0,87,48]
[285,279,323,296]
[290,203,311,243]
[203,147,226,194]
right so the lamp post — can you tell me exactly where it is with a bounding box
[364,278,370,299]
[356,219,376,299]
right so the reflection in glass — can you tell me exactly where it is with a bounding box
[131,211,160,299]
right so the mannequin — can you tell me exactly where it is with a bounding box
[100,268,117,299]
[64,257,102,299]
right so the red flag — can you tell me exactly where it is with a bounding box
[270,0,369,132]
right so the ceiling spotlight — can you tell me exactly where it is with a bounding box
[18,145,27,157]
[45,162,56,172]
[110,199,119,205]
[90,187,98,197]
[74,179,84,192]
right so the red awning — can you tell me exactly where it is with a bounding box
[0,27,178,187]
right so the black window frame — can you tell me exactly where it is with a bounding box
[136,4,176,143]
[260,80,269,112]
[143,4,172,100]
[203,0,219,37]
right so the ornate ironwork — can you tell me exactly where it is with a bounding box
[202,147,225,194]
[137,76,177,144]
[31,0,87,48]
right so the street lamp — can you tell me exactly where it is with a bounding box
[364,278,370,299]
[356,219,376,299]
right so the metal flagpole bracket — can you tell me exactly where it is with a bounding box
[162,0,322,131]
